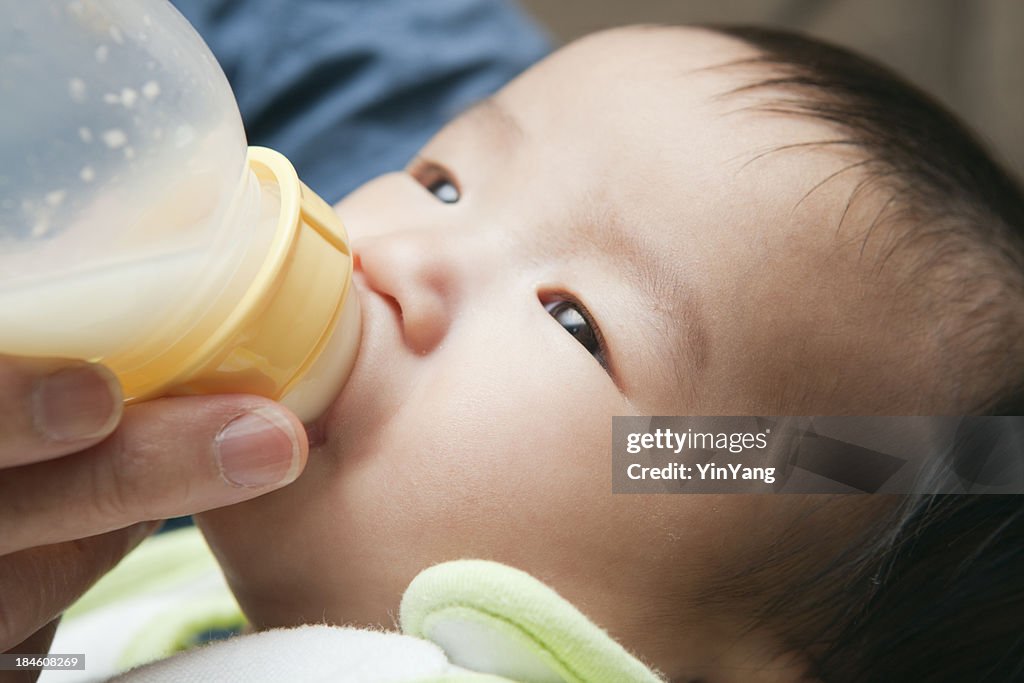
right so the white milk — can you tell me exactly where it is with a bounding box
[0,167,277,364]
[0,250,206,358]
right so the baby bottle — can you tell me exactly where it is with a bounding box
[0,0,360,422]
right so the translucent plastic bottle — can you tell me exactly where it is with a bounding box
[0,0,360,422]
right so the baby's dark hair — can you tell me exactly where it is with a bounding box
[700,26,1024,682]
[712,25,1024,416]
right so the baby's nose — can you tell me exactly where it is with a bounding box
[353,231,459,355]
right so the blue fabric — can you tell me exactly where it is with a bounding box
[170,0,551,203]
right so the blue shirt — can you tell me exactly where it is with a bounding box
[171,0,551,202]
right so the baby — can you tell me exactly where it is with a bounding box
[195,26,1024,682]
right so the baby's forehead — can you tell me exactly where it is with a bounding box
[558,26,756,81]
[546,26,791,121]
[507,27,868,250]
[515,28,850,182]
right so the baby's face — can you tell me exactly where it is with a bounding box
[198,27,915,673]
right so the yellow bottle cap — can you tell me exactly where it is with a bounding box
[109,146,359,419]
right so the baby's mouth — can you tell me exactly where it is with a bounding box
[303,271,393,452]
[300,273,369,451]
[304,421,327,448]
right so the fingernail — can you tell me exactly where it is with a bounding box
[33,364,122,442]
[214,407,301,488]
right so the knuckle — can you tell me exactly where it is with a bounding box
[88,430,140,524]
[0,478,41,556]
[93,429,168,523]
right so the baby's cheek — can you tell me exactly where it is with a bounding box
[374,357,616,543]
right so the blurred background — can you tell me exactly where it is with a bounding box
[519,0,1023,181]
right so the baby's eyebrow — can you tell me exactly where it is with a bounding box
[458,96,524,141]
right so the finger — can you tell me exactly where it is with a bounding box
[2,618,60,683]
[0,355,122,468]
[0,522,156,652]
[0,396,307,555]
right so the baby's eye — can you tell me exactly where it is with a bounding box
[544,299,607,369]
[427,178,460,204]
[409,157,461,204]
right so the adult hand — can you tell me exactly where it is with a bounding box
[0,355,308,655]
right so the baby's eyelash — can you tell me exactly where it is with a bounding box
[409,157,461,204]
[543,294,609,372]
